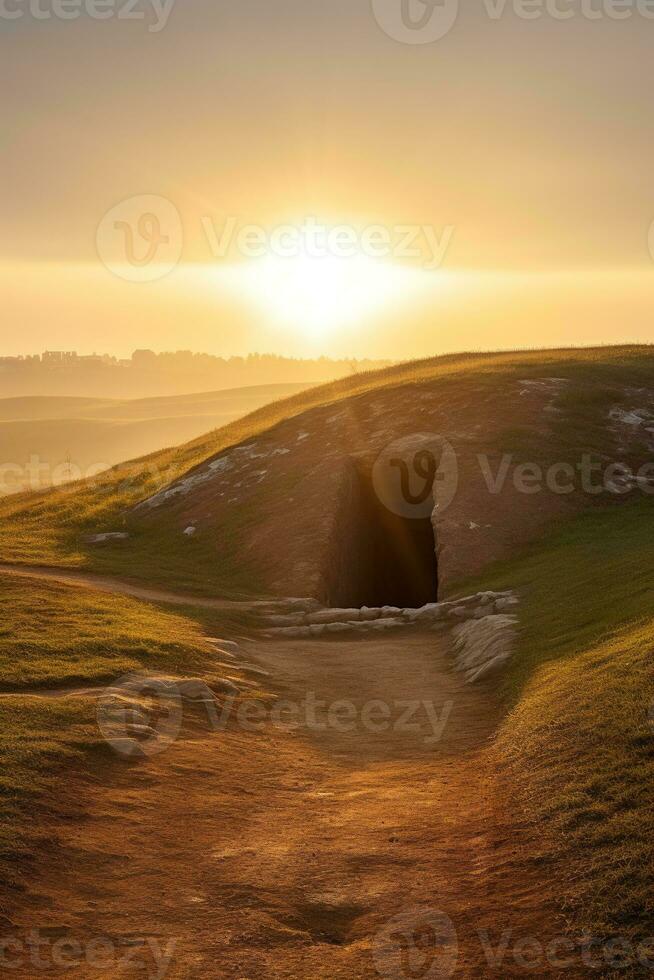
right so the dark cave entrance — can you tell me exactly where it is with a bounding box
[329,463,439,609]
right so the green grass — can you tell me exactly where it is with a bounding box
[465,497,654,943]
[2,344,654,597]
[0,576,237,893]
[0,576,215,689]
[0,698,96,888]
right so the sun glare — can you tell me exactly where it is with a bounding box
[219,253,428,338]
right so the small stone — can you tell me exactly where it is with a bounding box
[369,617,404,631]
[209,678,240,696]
[266,614,307,627]
[406,604,441,622]
[206,638,239,651]
[305,608,361,625]
[105,737,147,759]
[122,723,158,738]
[495,596,519,612]
[325,622,352,633]
[86,532,129,544]
[178,679,218,702]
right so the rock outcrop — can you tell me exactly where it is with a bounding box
[450,614,518,683]
[262,590,519,682]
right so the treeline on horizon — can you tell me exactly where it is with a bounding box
[0,350,393,400]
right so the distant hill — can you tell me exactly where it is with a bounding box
[0,383,313,494]
[0,351,391,398]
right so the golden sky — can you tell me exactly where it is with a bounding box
[2,1,654,357]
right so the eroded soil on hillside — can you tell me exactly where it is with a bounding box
[6,634,573,978]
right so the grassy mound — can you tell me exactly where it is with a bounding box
[2,344,654,598]
[469,497,654,943]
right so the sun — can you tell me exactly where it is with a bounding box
[219,252,427,338]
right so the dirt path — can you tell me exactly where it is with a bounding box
[7,633,570,979]
[0,563,258,610]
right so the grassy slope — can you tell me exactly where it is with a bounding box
[0,576,232,891]
[464,497,654,942]
[2,344,654,597]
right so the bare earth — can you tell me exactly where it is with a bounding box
[0,563,247,610]
[7,630,572,978]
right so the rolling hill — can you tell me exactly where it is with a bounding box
[1,344,654,599]
[0,383,313,495]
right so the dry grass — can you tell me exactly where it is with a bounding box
[0,576,216,690]
[0,576,226,892]
[468,497,654,942]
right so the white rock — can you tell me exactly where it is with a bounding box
[205,636,238,650]
[325,622,353,633]
[86,532,129,544]
[305,608,361,625]
[266,626,307,637]
[465,653,511,683]
[450,615,517,682]
[266,614,307,627]
[177,679,218,702]
[369,617,404,631]
[406,603,441,622]
[122,723,158,738]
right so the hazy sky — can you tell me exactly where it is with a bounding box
[3,0,654,357]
